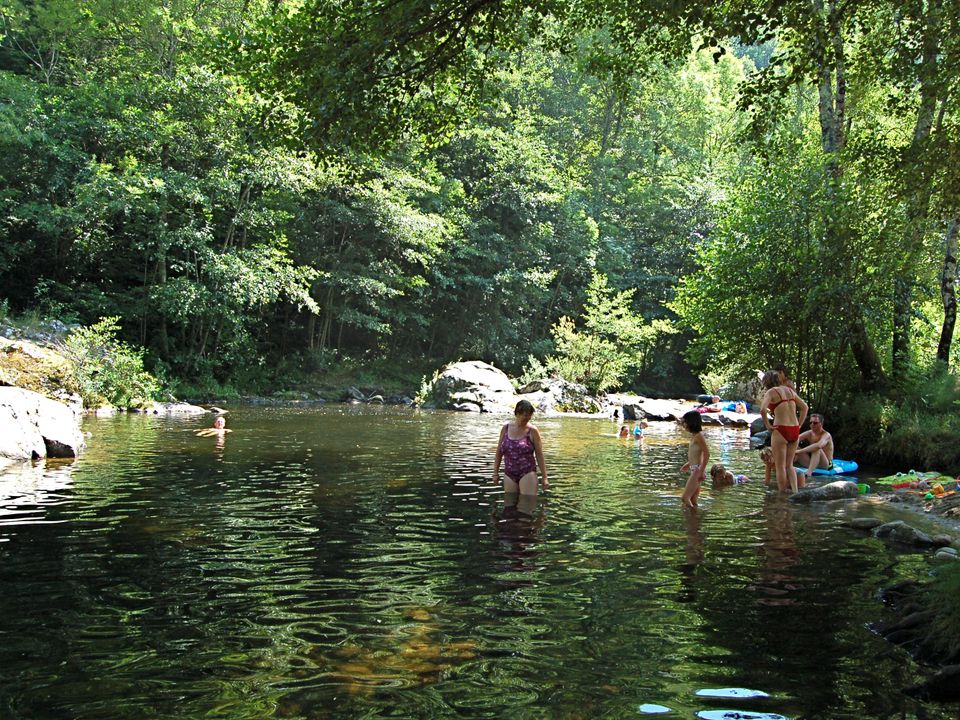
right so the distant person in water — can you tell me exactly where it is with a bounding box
[759,446,775,487]
[619,424,630,438]
[195,416,232,437]
[759,446,804,489]
[710,463,749,488]
[494,400,549,496]
[679,410,709,508]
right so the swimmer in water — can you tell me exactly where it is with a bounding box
[195,416,232,437]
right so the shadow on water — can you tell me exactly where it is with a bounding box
[0,407,956,719]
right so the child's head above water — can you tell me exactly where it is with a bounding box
[710,463,729,482]
[759,446,773,464]
[681,410,703,433]
[213,416,226,429]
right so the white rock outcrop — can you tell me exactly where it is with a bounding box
[0,386,85,461]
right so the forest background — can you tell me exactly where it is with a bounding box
[1,0,960,468]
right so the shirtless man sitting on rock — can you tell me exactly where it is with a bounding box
[794,413,833,476]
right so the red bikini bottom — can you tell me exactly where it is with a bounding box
[774,424,800,443]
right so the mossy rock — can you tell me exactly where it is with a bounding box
[0,338,75,400]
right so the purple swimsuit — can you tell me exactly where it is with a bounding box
[501,429,537,481]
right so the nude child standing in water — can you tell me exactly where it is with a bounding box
[679,410,709,508]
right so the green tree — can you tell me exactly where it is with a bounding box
[540,272,659,393]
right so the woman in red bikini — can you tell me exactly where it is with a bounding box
[759,369,808,493]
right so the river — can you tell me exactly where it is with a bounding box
[0,405,955,719]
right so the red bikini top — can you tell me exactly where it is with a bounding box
[768,387,794,410]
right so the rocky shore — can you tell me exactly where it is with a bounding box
[0,330,211,464]
[418,360,759,426]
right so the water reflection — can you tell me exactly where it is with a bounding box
[753,495,801,606]
[0,409,955,719]
[491,492,545,588]
[0,458,74,534]
[682,506,706,570]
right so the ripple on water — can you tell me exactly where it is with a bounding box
[0,409,954,720]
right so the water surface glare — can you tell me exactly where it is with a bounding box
[0,406,955,719]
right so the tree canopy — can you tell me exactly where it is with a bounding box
[1,0,960,405]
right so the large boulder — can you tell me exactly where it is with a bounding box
[636,398,687,421]
[0,386,85,460]
[426,361,519,413]
[0,336,75,399]
[518,378,600,414]
[789,480,860,503]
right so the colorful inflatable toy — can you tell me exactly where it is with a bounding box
[793,458,859,476]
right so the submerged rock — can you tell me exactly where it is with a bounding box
[848,517,883,530]
[789,480,859,503]
[873,520,935,546]
[137,402,208,415]
[904,665,960,702]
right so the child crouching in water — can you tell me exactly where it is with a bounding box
[759,445,805,489]
[679,410,709,508]
[710,463,748,488]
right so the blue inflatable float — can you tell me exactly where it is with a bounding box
[794,458,859,476]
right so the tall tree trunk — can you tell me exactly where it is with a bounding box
[598,92,617,158]
[155,254,170,356]
[891,0,942,379]
[813,0,885,389]
[937,218,960,364]
[307,310,317,350]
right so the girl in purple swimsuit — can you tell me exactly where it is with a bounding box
[493,400,549,495]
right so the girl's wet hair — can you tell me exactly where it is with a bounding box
[710,463,726,480]
[681,410,702,433]
[514,399,535,416]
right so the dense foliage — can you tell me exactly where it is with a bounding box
[2,0,960,422]
[60,316,159,407]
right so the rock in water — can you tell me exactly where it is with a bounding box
[789,480,859,503]
[0,386,85,460]
[427,361,518,413]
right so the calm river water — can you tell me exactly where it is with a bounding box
[0,406,956,719]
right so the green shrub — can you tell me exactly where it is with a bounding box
[415,369,443,406]
[528,273,657,395]
[831,363,960,470]
[61,317,160,408]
